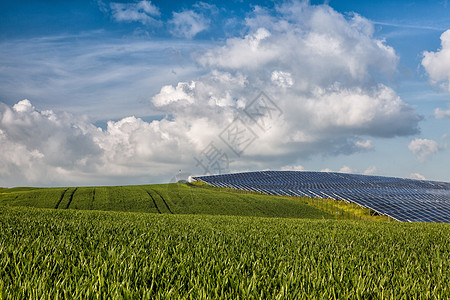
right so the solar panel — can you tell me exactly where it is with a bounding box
[192,171,450,223]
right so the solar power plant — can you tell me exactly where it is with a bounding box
[192,171,450,223]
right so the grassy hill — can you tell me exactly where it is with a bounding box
[1,182,449,298]
[0,183,331,219]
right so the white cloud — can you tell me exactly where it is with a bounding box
[152,81,196,107]
[280,165,305,171]
[0,100,198,186]
[197,27,276,70]
[109,0,160,25]
[0,2,425,186]
[169,10,210,39]
[0,100,102,185]
[355,139,373,150]
[435,107,450,119]
[408,138,440,162]
[319,166,376,175]
[271,71,294,88]
[13,99,34,113]
[338,166,356,174]
[362,166,377,175]
[422,29,450,92]
[409,172,426,180]
[153,2,420,164]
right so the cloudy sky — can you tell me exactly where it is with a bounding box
[1,0,450,187]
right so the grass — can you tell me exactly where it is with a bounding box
[1,182,448,298]
[0,183,332,220]
[291,196,392,221]
[0,206,449,299]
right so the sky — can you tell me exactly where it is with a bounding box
[0,0,450,187]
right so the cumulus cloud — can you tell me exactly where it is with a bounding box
[0,100,197,186]
[152,81,196,107]
[0,100,102,185]
[363,166,377,175]
[169,9,210,39]
[320,165,376,175]
[435,107,450,119]
[338,166,357,174]
[421,29,450,124]
[109,0,160,25]
[280,165,305,171]
[271,71,294,88]
[355,140,373,151]
[409,173,426,180]
[152,2,420,166]
[408,138,441,162]
[422,29,450,92]
[0,2,425,185]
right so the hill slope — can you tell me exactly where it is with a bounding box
[0,183,331,219]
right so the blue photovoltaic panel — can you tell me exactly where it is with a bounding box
[192,171,450,223]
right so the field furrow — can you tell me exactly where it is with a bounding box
[92,188,95,209]
[144,190,161,214]
[65,187,95,210]
[148,188,173,214]
[54,188,68,209]
[1,183,332,219]
[57,187,77,209]
[65,188,78,209]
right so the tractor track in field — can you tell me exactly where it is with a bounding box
[151,189,174,214]
[91,188,95,210]
[144,190,161,214]
[65,188,78,209]
[54,188,68,209]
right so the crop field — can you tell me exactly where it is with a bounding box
[0,183,332,219]
[1,183,449,298]
[0,206,449,298]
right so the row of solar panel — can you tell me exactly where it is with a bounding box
[199,171,449,189]
[192,171,450,223]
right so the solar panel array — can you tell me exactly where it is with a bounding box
[192,171,450,223]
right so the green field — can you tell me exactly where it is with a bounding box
[1,206,449,298]
[0,183,449,298]
[0,183,331,219]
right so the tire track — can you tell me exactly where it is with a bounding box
[65,188,78,209]
[150,189,174,214]
[144,190,161,214]
[54,188,68,209]
[91,188,95,210]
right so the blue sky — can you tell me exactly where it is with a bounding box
[0,0,449,186]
